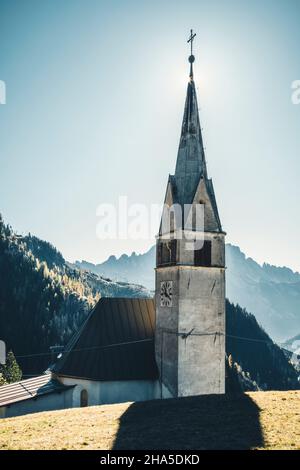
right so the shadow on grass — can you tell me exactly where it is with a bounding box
[113,394,263,450]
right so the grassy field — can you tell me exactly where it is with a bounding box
[0,391,299,450]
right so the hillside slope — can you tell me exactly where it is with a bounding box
[75,244,300,341]
[0,216,150,376]
[226,244,300,342]
[225,301,298,390]
[0,391,299,450]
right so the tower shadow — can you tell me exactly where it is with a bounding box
[112,393,263,450]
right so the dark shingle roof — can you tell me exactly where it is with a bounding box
[53,298,158,381]
[0,373,73,407]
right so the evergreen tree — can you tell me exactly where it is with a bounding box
[0,373,6,386]
[0,351,22,384]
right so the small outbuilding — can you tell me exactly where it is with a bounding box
[0,373,74,418]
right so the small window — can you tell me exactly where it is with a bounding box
[157,240,177,267]
[170,239,177,264]
[194,240,212,267]
[80,389,88,407]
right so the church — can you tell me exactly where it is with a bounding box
[0,33,226,418]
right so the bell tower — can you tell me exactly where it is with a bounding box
[155,31,226,398]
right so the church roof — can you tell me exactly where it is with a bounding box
[53,298,158,382]
[0,373,73,407]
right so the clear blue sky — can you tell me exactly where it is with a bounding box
[0,0,299,270]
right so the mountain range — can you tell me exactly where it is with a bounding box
[75,244,300,342]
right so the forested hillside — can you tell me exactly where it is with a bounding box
[226,301,299,391]
[0,215,150,376]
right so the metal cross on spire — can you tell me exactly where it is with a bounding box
[187,29,196,79]
[187,29,196,56]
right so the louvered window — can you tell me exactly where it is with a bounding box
[194,240,211,267]
[157,240,177,267]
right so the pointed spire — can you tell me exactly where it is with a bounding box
[174,31,207,205]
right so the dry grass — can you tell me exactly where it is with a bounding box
[0,391,299,450]
[249,391,300,450]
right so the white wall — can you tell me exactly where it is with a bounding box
[0,388,74,419]
[59,377,161,407]
[0,379,162,419]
